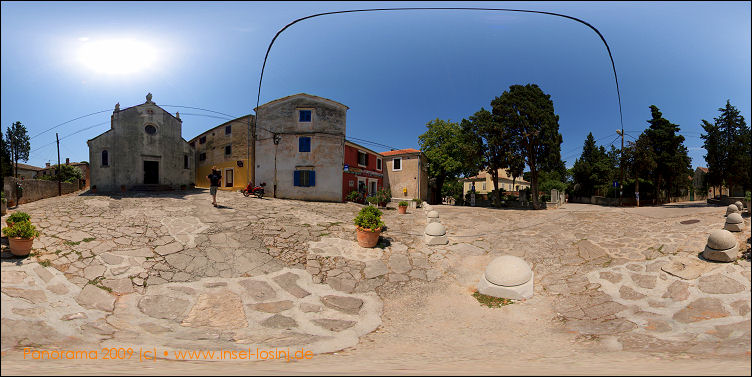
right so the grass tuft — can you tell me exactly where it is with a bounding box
[472,291,515,308]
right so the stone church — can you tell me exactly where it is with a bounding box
[87,93,194,192]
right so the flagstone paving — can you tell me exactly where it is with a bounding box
[1,190,750,359]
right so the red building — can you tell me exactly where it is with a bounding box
[343,140,384,202]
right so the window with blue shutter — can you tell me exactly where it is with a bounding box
[298,110,312,122]
[293,170,315,187]
[299,137,311,152]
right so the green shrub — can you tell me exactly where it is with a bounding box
[412,198,423,207]
[2,221,39,238]
[398,201,409,207]
[354,206,384,231]
[366,195,379,205]
[746,191,751,201]
[7,212,31,224]
[376,188,391,204]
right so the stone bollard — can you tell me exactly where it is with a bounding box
[725,204,738,216]
[703,229,738,262]
[423,203,432,212]
[734,201,744,212]
[724,213,744,232]
[477,255,534,300]
[427,210,440,223]
[424,222,448,245]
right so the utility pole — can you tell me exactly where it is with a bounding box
[56,132,61,196]
[616,129,624,206]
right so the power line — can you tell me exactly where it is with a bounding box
[30,121,110,154]
[30,109,114,140]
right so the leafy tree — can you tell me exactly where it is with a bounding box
[571,133,615,197]
[0,133,12,177]
[491,84,563,209]
[622,132,656,205]
[418,119,481,204]
[38,164,83,184]
[5,121,31,178]
[701,100,751,194]
[462,108,520,206]
[644,105,691,201]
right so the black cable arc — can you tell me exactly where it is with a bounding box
[254,7,625,137]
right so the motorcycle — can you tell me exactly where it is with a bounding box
[242,182,266,198]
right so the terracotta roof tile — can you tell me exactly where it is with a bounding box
[381,148,421,156]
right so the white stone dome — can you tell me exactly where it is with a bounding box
[484,255,532,287]
[726,205,738,215]
[734,201,744,211]
[706,229,737,250]
[725,213,743,224]
[427,210,439,218]
[425,222,446,236]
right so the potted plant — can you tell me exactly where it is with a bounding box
[1,191,6,216]
[5,211,30,227]
[346,190,362,203]
[376,188,391,208]
[2,220,40,257]
[91,185,97,193]
[413,198,423,208]
[354,206,384,248]
[366,195,379,206]
[398,200,409,214]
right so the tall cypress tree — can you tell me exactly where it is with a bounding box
[702,100,751,194]
[644,106,691,201]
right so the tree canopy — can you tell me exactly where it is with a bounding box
[644,105,692,199]
[6,121,31,178]
[701,100,751,193]
[491,84,563,209]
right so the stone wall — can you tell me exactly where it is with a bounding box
[3,177,80,206]
[383,154,428,202]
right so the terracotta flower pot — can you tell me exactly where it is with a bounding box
[398,205,407,214]
[120,185,126,193]
[356,226,382,248]
[8,236,34,257]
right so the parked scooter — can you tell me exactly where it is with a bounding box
[242,182,266,198]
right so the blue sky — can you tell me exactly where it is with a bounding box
[1,1,750,172]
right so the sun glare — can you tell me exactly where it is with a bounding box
[77,38,157,75]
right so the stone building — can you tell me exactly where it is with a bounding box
[189,115,254,191]
[38,158,90,188]
[381,149,429,202]
[87,93,194,192]
[254,93,347,202]
[343,140,384,201]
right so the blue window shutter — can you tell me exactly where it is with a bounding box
[299,137,310,152]
[293,171,300,186]
[309,171,315,187]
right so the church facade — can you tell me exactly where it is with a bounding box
[87,93,194,192]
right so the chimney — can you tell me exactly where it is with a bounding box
[46,162,50,168]
[65,158,70,165]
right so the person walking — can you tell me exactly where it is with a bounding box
[207,166,222,207]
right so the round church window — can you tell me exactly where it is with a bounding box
[145,125,157,135]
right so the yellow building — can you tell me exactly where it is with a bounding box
[462,169,530,199]
[189,115,254,191]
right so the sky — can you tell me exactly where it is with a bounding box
[1,1,750,172]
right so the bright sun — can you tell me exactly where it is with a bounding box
[77,38,157,75]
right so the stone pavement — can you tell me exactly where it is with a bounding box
[2,191,750,359]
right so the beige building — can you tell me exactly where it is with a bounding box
[382,149,428,202]
[189,115,254,191]
[10,163,43,180]
[462,169,530,198]
[254,93,347,202]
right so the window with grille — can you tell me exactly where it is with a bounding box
[357,151,368,167]
[293,170,315,187]
[299,137,311,152]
